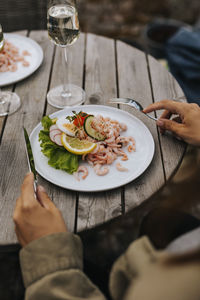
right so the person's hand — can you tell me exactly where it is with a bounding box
[13,172,67,247]
[143,100,200,146]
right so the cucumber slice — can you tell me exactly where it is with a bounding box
[84,115,105,141]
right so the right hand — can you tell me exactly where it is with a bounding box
[143,100,200,146]
[13,173,67,247]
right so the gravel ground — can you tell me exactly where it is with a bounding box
[78,0,200,40]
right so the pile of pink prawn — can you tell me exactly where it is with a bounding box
[77,115,135,179]
[49,114,136,181]
[0,40,30,72]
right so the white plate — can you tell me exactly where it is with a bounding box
[30,105,155,192]
[0,34,43,87]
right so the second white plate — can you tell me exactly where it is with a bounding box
[30,105,155,192]
[0,34,43,87]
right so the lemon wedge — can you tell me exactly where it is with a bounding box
[61,133,96,155]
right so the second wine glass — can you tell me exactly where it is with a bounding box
[47,0,85,108]
[0,24,21,116]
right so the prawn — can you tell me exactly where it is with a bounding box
[73,113,136,176]
[94,164,109,176]
[116,162,129,172]
[74,166,88,181]
[90,143,100,154]
[106,152,117,164]
[105,135,115,144]
[119,123,127,131]
[128,145,135,152]
[0,40,31,73]
[121,154,128,161]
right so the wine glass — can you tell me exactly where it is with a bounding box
[0,24,21,117]
[47,0,86,108]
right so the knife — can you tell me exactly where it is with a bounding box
[23,127,38,193]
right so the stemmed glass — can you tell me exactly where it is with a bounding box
[47,0,86,108]
[0,24,21,116]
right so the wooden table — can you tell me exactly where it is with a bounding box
[0,30,186,244]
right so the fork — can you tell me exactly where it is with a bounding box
[109,98,158,121]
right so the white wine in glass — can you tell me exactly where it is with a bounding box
[0,24,21,117]
[47,0,86,108]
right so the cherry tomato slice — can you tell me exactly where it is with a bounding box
[73,114,88,127]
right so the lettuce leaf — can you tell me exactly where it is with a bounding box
[39,116,79,174]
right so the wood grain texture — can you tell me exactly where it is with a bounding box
[0,30,54,243]
[45,33,86,232]
[147,55,186,180]
[0,32,186,243]
[116,41,165,211]
[84,34,117,106]
[77,34,122,231]
[78,190,122,230]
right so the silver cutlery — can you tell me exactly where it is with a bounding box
[109,98,159,121]
[23,127,38,193]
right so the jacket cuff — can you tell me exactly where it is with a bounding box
[20,232,83,288]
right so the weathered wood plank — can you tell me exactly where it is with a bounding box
[0,32,187,243]
[84,34,117,106]
[116,41,165,211]
[0,30,54,243]
[78,190,122,230]
[77,34,121,231]
[147,55,186,180]
[45,33,86,232]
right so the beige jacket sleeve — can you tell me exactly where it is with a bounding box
[20,232,200,300]
[109,236,200,300]
[20,232,106,300]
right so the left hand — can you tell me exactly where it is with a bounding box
[13,172,67,247]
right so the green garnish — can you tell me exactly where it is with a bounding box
[39,116,79,174]
[66,111,88,122]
